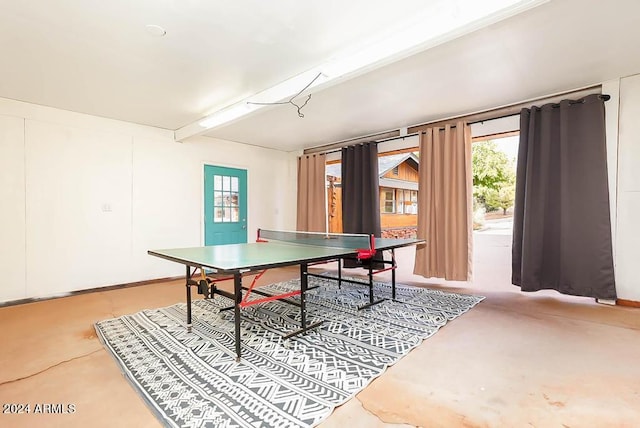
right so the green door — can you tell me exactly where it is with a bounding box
[204,165,248,245]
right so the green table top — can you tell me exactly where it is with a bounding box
[148,238,422,273]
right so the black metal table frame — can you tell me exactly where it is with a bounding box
[154,238,424,362]
[183,261,324,362]
[308,248,400,310]
[178,247,406,361]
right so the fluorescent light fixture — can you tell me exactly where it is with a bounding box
[249,69,328,105]
[197,0,547,132]
[199,103,257,129]
[198,69,328,129]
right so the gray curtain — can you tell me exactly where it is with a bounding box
[341,142,383,268]
[512,93,616,299]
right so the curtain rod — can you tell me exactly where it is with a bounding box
[320,118,498,154]
[307,85,607,155]
[320,132,422,155]
[468,112,517,125]
[467,94,610,125]
[468,94,610,125]
[530,93,610,109]
[409,85,603,132]
[320,92,609,154]
[304,129,400,154]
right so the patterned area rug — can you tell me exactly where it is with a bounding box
[95,277,484,428]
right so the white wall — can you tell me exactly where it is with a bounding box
[614,74,640,301]
[0,98,296,303]
[0,115,26,301]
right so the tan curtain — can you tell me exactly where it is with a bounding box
[296,153,327,232]
[414,121,473,281]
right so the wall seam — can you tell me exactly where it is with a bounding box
[131,136,135,268]
[614,80,622,262]
[22,118,27,298]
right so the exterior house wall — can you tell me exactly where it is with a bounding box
[380,160,419,233]
[327,158,419,234]
[328,185,418,235]
[382,162,419,181]
[327,179,342,233]
[381,213,418,228]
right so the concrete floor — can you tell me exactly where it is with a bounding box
[1,231,639,427]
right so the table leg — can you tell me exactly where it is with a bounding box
[186,265,192,333]
[282,263,323,339]
[356,253,386,311]
[368,260,374,304]
[391,249,397,300]
[234,272,242,362]
[300,263,307,329]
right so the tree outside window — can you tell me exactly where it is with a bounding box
[472,139,517,216]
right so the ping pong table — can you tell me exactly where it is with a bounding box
[148,229,423,360]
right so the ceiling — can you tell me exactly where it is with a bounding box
[2,0,640,152]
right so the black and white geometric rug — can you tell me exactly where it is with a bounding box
[95,277,483,428]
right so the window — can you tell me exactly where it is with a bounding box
[392,166,399,176]
[407,190,418,214]
[398,189,418,214]
[213,175,239,223]
[382,189,395,213]
[381,188,418,214]
[396,189,405,213]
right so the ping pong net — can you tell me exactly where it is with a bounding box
[256,229,377,259]
[230,229,378,309]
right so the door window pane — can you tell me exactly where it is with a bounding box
[212,174,240,223]
[214,191,224,206]
[215,208,224,222]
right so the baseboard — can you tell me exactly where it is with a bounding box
[0,276,181,308]
[616,299,640,308]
